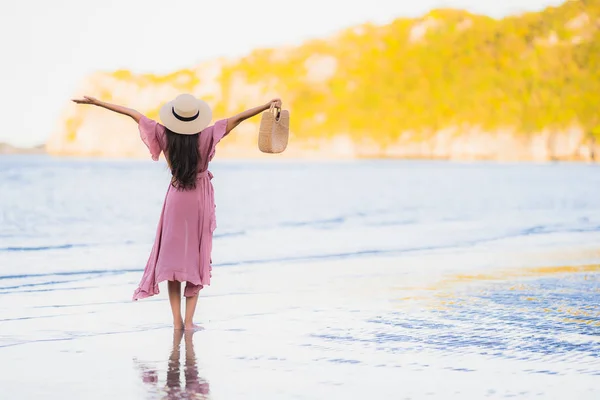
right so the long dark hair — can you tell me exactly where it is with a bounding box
[165,128,200,191]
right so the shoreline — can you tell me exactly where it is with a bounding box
[0,147,45,156]
[1,244,598,398]
[8,151,600,164]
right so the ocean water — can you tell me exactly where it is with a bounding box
[0,155,599,399]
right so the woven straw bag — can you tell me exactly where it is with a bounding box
[258,105,289,153]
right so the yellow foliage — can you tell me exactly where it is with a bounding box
[111,0,600,143]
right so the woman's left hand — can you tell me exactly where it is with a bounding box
[268,98,282,108]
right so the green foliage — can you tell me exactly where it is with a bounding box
[213,0,599,141]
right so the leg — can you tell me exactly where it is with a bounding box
[184,294,200,330]
[168,280,184,330]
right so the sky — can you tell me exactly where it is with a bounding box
[0,0,567,147]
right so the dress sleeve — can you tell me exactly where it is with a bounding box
[138,116,166,161]
[209,119,230,159]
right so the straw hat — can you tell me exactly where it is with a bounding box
[159,93,213,135]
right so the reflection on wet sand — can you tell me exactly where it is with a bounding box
[135,331,210,399]
[437,264,600,288]
[361,264,599,374]
[396,264,600,305]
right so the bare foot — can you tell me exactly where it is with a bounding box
[184,323,204,331]
[174,319,184,330]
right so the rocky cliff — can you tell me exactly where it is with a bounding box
[47,0,600,161]
[0,143,45,155]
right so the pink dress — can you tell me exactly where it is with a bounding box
[132,116,229,300]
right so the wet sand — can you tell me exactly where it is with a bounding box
[1,245,599,399]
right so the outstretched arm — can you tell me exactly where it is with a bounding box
[226,98,282,134]
[72,96,143,123]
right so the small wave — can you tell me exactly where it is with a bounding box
[472,224,600,246]
[0,278,87,291]
[214,230,246,239]
[0,268,141,281]
[0,286,93,295]
[367,219,418,227]
[0,243,91,252]
[280,217,345,228]
[217,249,391,267]
[521,224,600,236]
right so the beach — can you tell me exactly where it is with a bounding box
[1,156,599,399]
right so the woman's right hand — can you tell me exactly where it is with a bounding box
[72,96,99,105]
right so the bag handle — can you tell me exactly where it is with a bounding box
[269,103,281,121]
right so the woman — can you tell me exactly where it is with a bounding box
[73,93,282,330]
